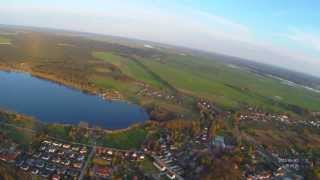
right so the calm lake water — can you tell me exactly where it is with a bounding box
[0,71,149,129]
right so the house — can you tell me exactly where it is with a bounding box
[212,135,236,151]
[212,136,225,149]
[0,153,17,163]
[57,168,67,175]
[21,164,29,171]
[96,167,111,178]
[52,174,61,180]
[48,148,57,153]
[80,149,87,154]
[52,142,62,147]
[31,168,39,175]
[72,147,80,152]
[62,144,71,149]
[45,163,56,172]
[153,161,166,172]
[41,154,50,161]
[166,171,176,180]
[43,140,52,145]
[77,155,85,161]
[61,159,70,166]
[107,150,113,156]
[15,159,24,167]
[35,160,45,168]
[73,162,83,169]
[33,152,42,158]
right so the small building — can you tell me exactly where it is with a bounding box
[96,167,111,178]
[166,171,176,180]
[212,136,225,149]
[153,161,166,172]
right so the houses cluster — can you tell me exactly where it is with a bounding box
[211,135,236,152]
[247,167,303,180]
[0,134,21,164]
[247,171,273,180]
[240,108,320,129]
[272,153,311,171]
[152,136,184,180]
[301,119,320,128]
[197,99,219,116]
[194,127,209,144]
[239,111,298,125]
[242,143,311,179]
[0,148,20,164]
[16,140,90,179]
[92,147,146,178]
[100,89,123,101]
[137,84,176,102]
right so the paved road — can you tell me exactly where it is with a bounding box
[78,146,96,180]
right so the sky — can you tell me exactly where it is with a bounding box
[1,0,320,77]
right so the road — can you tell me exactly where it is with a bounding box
[78,146,96,180]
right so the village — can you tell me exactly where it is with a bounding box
[0,102,319,179]
[136,83,177,103]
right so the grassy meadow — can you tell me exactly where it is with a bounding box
[93,51,167,89]
[0,36,11,44]
[91,49,320,114]
[97,127,147,149]
[136,54,320,111]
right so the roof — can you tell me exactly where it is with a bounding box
[212,136,225,144]
[0,153,17,162]
[96,167,111,176]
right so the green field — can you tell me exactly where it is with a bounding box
[92,51,320,112]
[97,127,147,149]
[93,52,166,89]
[0,36,11,44]
[134,54,320,111]
[0,29,318,117]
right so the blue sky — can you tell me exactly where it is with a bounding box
[1,0,320,77]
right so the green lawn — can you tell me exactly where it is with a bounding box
[93,51,166,89]
[138,54,320,111]
[92,51,320,113]
[140,157,158,173]
[0,36,11,44]
[97,127,147,150]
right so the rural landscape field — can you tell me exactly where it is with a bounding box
[0,1,320,179]
[0,25,319,179]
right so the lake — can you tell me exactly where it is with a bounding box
[0,70,149,129]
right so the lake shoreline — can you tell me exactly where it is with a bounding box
[0,64,149,132]
[0,107,145,134]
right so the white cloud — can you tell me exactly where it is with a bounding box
[285,28,320,52]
